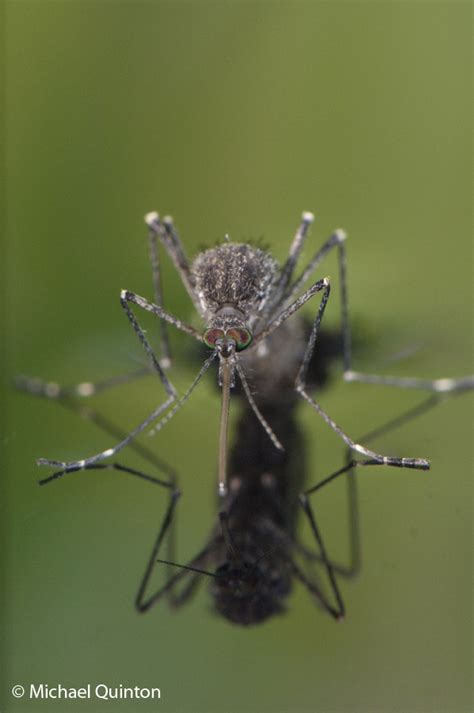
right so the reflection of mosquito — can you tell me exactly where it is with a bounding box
[134,320,358,624]
[132,332,453,625]
[17,211,473,623]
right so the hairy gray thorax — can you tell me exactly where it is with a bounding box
[192,243,279,321]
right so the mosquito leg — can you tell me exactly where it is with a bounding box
[298,392,445,578]
[22,386,176,481]
[135,487,181,612]
[338,235,473,391]
[298,451,428,588]
[344,370,474,393]
[14,368,151,401]
[36,394,176,472]
[262,211,315,317]
[299,390,430,468]
[294,458,360,579]
[39,459,178,605]
[37,458,188,612]
[235,362,284,452]
[37,436,210,613]
[144,212,202,314]
[136,503,215,613]
[282,227,347,310]
[300,457,381,567]
[120,285,214,444]
[17,292,190,409]
[38,460,176,487]
[35,287,189,472]
[297,457,394,617]
[334,232,471,393]
[146,215,172,368]
[121,290,203,342]
[292,500,345,620]
[282,225,473,393]
[88,464,187,614]
[119,288,202,399]
[252,277,331,347]
[37,348,217,473]
[146,349,217,437]
[345,466,360,577]
[257,274,430,467]
[292,280,431,469]
[162,215,195,289]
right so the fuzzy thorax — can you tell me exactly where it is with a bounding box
[192,243,279,320]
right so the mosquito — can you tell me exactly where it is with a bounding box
[25,210,473,496]
[17,210,473,623]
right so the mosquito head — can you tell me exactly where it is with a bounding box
[203,307,253,355]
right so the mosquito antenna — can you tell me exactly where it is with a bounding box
[235,362,284,452]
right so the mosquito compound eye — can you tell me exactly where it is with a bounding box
[203,328,225,348]
[226,328,252,351]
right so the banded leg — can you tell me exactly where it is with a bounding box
[261,211,316,319]
[120,289,202,342]
[254,273,420,465]
[34,400,214,612]
[282,223,473,394]
[282,227,349,366]
[253,277,331,346]
[18,382,176,480]
[344,370,474,393]
[15,368,150,401]
[36,351,217,472]
[144,212,202,315]
[294,278,430,469]
[297,393,443,580]
[36,288,214,472]
[146,214,171,368]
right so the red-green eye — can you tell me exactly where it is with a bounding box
[203,328,225,348]
[226,328,252,351]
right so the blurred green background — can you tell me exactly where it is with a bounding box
[3,2,473,712]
